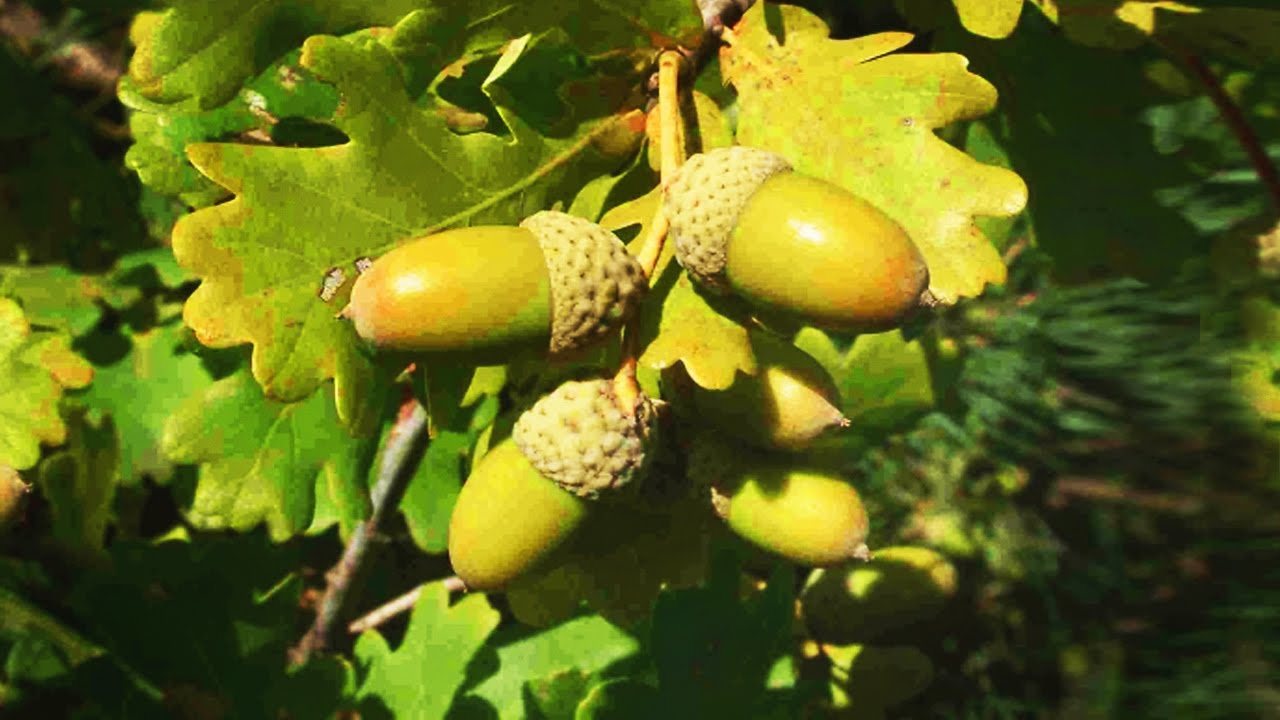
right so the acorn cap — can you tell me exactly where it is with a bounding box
[513,378,659,500]
[520,211,647,355]
[663,146,792,291]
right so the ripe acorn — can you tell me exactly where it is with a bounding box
[664,146,929,331]
[688,436,870,566]
[799,546,958,644]
[343,211,646,361]
[679,330,847,451]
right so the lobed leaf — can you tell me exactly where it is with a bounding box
[0,299,94,470]
[172,21,645,429]
[160,370,367,541]
[355,581,500,717]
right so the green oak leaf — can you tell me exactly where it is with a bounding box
[795,328,935,450]
[466,615,641,718]
[523,668,591,720]
[173,21,644,430]
[399,429,468,553]
[66,532,306,716]
[637,266,757,391]
[111,247,198,293]
[1034,0,1280,63]
[77,322,214,485]
[575,679,663,720]
[0,586,105,669]
[36,411,120,563]
[355,580,500,717]
[942,10,1203,283]
[126,0,701,110]
[0,266,122,337]
[651,554,796,717]
[121,46,341,208]
[721,3,1028,304]
[0,298,94,470]
[159,370,367,541]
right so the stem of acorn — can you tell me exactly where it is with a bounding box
[614,49,686,413]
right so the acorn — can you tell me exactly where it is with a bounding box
[663,147,929,331]
[449,378,661,591]
[825,644,935,711]
[513,377,660,500]
[688,436,870,566]
[343,211,646,360]
[680,330,847,451]
[799,546,958,644]
[447,439,587,592]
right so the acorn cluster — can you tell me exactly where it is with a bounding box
[342,146,933,593]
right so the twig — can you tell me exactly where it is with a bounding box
[614,50,685,412]
[1173,50,1280,212]
[1048,476,1202,514]
[288,400,430,666]
[346,577,465,635]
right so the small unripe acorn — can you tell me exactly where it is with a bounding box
[681,331,847,451]
[664,147,929,331]
[344,211,646,360]
[447,439,587,592]
[514,377,660,500]
[799,546,958,644]
[688,437,870,566]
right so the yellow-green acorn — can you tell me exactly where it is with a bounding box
[514,378,660,500]
[688,437,870,566]
[663,147,929,331]
[344,211,646,359]
[683,331,847,451]
[800,546,958,644]
[825,644,935,711]
[447,439,587,592]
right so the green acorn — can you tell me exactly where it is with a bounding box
[688,436,870,566]
[449,378,661,591]
[343,211,646,360]
[447,439,587,592]
[680,331,847,451]
[664,147,929,331]
[799,546,958,644]
[825,644,935,711]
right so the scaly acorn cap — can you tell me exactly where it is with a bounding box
[663,146,792,291]
[514,378,660,500]
[520,211,648,355]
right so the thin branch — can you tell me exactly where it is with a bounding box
[289,400,430,667]
[1173,50,1280,212]
[347,577,465,636]
[615,50,685,413]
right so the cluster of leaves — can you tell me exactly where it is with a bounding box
[2,0,1279,717]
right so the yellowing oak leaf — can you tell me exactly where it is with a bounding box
[0,298,94,470]
[173,20,644,430]
[953,0,1025,37]
[721,3,1028,304]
